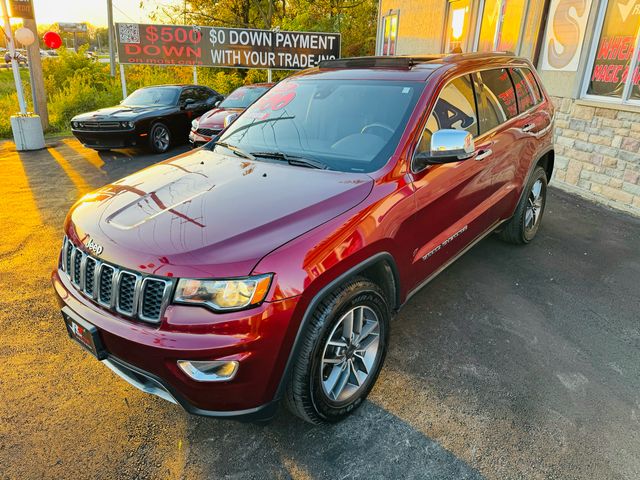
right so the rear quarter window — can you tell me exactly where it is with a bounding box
[509,68,537,112]
[521,68,544,104]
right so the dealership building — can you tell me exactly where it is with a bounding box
[376,0,640,215]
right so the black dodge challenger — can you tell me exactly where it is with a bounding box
[70,84,223,153]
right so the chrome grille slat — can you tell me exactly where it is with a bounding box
[115,271,140,316]
[59,238,170,324]
[84,257,97,297]
[139,278,172,323]
[98,264,117,307]
[71,249,84,288]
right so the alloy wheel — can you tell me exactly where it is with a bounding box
[153,125,170,152]
[525,179,544,233]
[320,305,381,403]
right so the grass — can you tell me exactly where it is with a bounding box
[0,68,30,97]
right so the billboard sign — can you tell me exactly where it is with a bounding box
[59,23,89,33]
[116,23,341,69]
[9,0,34,19]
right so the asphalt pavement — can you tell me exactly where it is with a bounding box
[0,137,638,480]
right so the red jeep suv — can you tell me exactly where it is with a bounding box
[52,54,554,424]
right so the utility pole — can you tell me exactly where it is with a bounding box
[107,0,115,77]
[1,0,27,113]
[24,17,49,128]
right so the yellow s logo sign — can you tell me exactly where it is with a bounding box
[547,0,589,69]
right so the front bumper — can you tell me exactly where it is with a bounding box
[71,128,143,149]
[52,269,300,419]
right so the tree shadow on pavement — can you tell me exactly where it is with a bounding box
[11,140,190,226]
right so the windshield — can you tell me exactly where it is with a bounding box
[217,79,424,173]
[122,87,180,107]
[219,86,270,109]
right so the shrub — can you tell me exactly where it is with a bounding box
[0,46,293,138]
[0,93,19,138]
[47,72,121,131]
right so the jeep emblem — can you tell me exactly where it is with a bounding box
[86,237,103,256]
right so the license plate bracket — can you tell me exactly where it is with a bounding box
[62,307,107,360]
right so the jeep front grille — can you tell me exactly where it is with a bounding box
[60,236,173,324]
[196,127,221,137]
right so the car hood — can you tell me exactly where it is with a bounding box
[66,149,373,278]
[197,107,243,128]
[72,105,173,121]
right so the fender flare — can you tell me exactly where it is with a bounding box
[273,251,400,400]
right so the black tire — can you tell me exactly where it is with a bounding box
[499,166,548,244]
[148,122,172,154]
[284,277,390,424]
[92,147,111,152]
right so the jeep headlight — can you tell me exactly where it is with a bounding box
[174,274,272,311]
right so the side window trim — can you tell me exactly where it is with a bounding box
[504,68,524,115]
[410,64,539,172]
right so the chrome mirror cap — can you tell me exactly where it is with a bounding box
[430,129,475,160]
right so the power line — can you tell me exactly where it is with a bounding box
[112,1,138,23]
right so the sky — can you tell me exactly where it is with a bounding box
[31,0,175,27]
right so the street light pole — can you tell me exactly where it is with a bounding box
[107,0,115,77]
[1,0,27,113]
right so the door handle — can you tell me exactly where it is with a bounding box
[475,149,492,161]
[522,123,536,133]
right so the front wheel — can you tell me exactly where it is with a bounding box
[284,277,390,424]
[499,166,548,244]
[149,122,172,154]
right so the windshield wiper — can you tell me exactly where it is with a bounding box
[250,151,328,170]
[211,141,255,160]
[225,115,296,139]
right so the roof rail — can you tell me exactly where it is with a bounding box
[318,56,418,69]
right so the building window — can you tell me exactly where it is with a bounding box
[380,11,399,56]
[475,0,544,59]
[584,0,640,103]
[446,0,471,53]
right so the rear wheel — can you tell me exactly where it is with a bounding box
[149,122,171,154]
[499,166,548,244]
[284,277,390,424]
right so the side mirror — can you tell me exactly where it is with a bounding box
[414,129,475,169]
[181,98,196,110]
[223,113,239,128]
[214,99,221,107]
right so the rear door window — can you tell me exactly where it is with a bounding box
[478,68,518,133]
[417,75,479,154]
